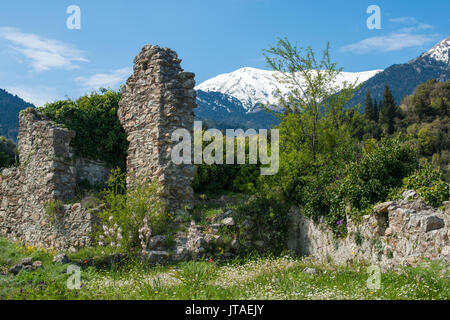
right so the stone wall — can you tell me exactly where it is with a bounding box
[118,45,197,213]
[287,190,449,269]
[0,109,108,250]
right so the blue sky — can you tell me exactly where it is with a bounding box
[0,0,448,106]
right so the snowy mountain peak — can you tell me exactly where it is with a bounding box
[196,67,382,111]
[422,36,450,64]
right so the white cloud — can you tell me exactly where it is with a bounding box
[341,33,438,54]
[5,85,60,107]
[76,67,132,91]
[341,17,437,54]
[0,27,88,72]
[389,17,418,24]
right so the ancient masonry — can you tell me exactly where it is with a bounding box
[118,45,197,212]
[0,45,448,268]
[287,191,450,268]
[0,109,109,250]
[0,45,197,250]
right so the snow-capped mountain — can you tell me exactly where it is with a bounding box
[196,67,382,112]
[347,36,450,108]
[421,36,450,64]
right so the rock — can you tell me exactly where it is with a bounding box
[402,190,418,201]
[145,250,169,265]
[303,267,317,275]
[149,235,167,250]
[221,217,234,226]
[32,261,43,269]
[384,227,393,236]
[230,239,240,250]
[9,264,23,275]
[21,257,33,266]
[422,215,445,232]
[23,265,33,271]
[53,254,69,264]
[254,240,264,247]
[373,201,394,214]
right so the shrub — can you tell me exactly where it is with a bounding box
[340,137,418,213]
[40,89,128,171]
[44,200,64,224]
[233,191,290,254]
[401,162,450,207]
[97,169,171,252]
[0,136,16,169]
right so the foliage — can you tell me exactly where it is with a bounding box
[192,130,261,195]
[340,137,417,213]
[233,191,290,254]
[1,242,448,300]
[0,136,16,169]
[97,169,171,252]
[263,38,358,162]
[40,89,128,171]
[401,162,450,207]
[43,200,64,224]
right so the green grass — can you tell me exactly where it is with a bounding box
[0,238,448,300]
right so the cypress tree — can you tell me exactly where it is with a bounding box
[379,84,397,134]
[364,90,374,121]
[372,99,378,122]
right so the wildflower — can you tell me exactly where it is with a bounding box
[336,220,343,225]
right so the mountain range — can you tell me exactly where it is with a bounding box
[0,37,449,140]
[195,36,450,129]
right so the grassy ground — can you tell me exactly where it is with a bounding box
[0,237,448,300]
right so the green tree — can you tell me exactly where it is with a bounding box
[263,38,358,163]
[0,136,16,169]
[379,84,397,134]
[364,90,374,121]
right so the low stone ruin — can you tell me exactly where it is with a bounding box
[287,190,450,268]
[0,109,109,249]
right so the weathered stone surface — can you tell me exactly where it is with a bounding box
[303,267,317,275]
[9,264,23,275]
[144,250,170,265]
[21,257,33,266]
[118,45,197,212]
[53,254,69,264]
[221,217,235,226]
[287,196,449,269]
[0,110,106,250]
[373,201,393,214]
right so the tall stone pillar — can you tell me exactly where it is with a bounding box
[118,45,197,213]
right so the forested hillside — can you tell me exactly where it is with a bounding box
[0,89,35,141]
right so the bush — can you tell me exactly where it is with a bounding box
[40,89,128,171]
[44,200,64,224]
[97,169,171,252]
[340,137,418,213]
[402,162,450,207]
[0,136,16,169]
[233,191,290,254]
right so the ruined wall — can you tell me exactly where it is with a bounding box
[118,45,197,212]
[0,109,108,249]
[287,190,449,269]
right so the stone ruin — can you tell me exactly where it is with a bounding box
[288,191,450,268]
[0,45,448,268]
[118,45,197,213]
[0,109,109,249]
[0,45,197,250]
